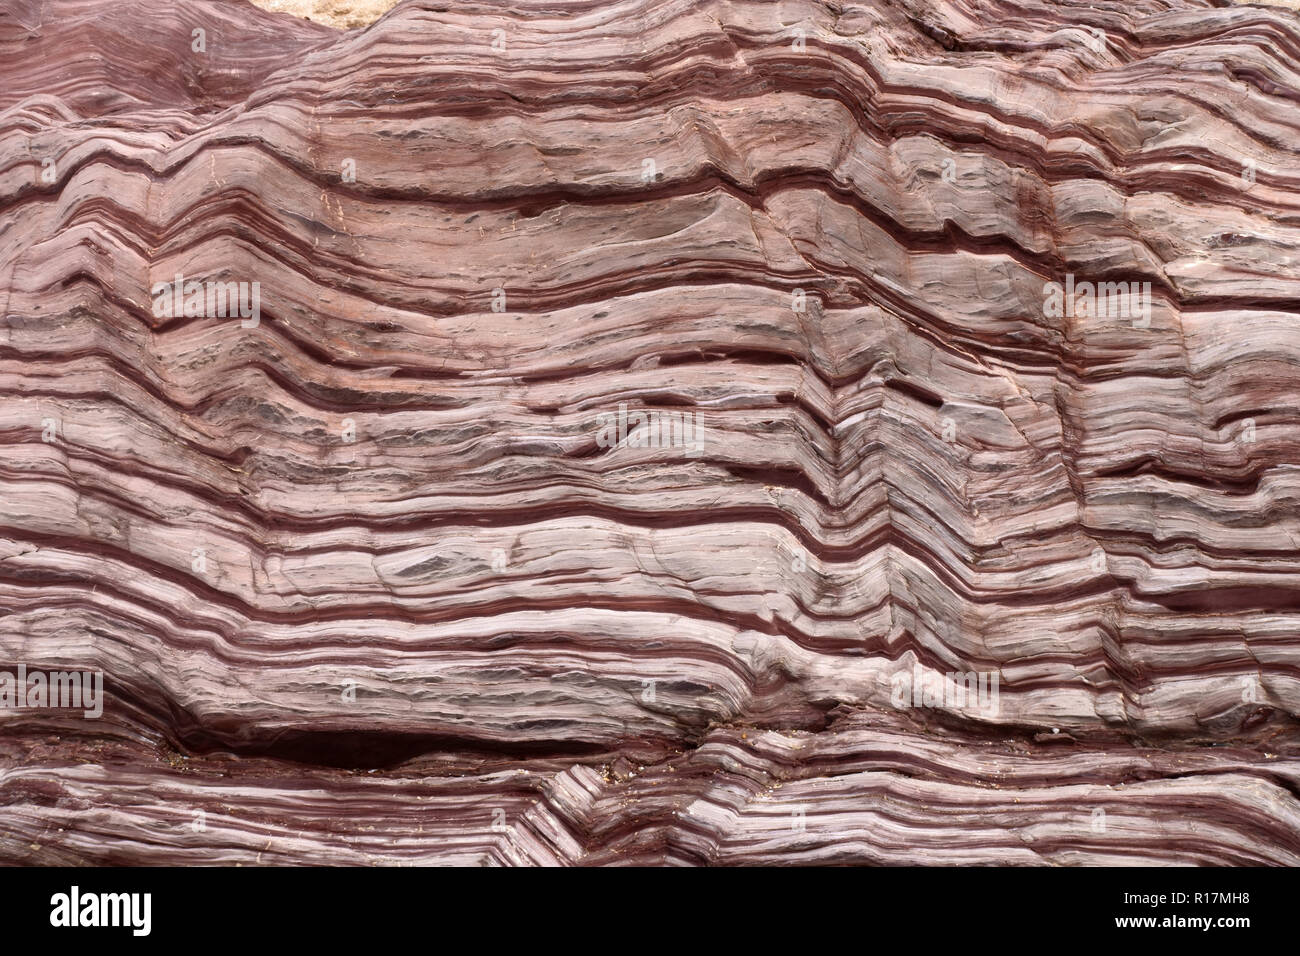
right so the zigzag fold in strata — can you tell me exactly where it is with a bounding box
[1,0,1300,864]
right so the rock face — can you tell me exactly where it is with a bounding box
[3,0,1300,866]
[250,0,401,29]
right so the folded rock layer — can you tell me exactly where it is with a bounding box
[2,0,1300,865]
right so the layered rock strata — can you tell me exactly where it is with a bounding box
[2,0,1300,864]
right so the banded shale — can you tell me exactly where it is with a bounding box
[1,0,1299,865]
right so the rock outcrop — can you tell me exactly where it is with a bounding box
[3,0,1300,864]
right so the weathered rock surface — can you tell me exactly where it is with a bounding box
[251,0,401,30]
[3,0,1300,865]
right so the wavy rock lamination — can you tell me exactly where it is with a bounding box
[2,0,1300,865]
